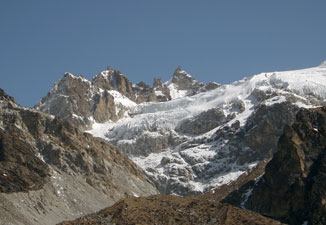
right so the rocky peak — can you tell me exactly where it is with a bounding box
[92,67,135,100]
[35,72,93,129]
[153,78,163,88]
[36,66,220,129]
[0,88,16,104]
[135,81,150,90]
[171,66,197,90]
[169,66,220,96]
[319,60,326,68]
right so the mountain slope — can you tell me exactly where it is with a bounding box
[0,89,157,225]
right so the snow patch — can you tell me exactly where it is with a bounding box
[166,83,189,99]
[108,90,137,108]
[264,95,286,106]
[241,187,253,209]
[155,90,165,97]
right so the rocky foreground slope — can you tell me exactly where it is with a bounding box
[0,89,157,225]
[37,62,326,196]
[58,194,283,225]
[224,107,326,225]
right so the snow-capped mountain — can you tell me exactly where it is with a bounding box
[37,62,326,195]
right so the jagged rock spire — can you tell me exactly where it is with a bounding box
[171,66,196,90]
[106,66,114,71]
[0,88,16,103]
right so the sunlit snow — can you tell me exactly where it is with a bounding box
[87,64,326,194]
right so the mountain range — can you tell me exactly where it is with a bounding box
[1,61,326,224]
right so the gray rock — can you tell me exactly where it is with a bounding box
[176,108,226,135]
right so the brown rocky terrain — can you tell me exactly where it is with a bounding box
[0,88,158,225]
[58,160,277,225]
[224,107,326,225]
[0,129,50,193]
[58,194,283,225]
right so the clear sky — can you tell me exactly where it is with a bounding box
[1,0,325,107]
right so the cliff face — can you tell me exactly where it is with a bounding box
[0,88,158,225]
[0,129,50,193]
[224,107,326,225]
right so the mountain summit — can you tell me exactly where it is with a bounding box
[319,60,326,68]
[171,66,197,90]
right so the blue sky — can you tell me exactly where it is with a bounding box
[1,1,325,107]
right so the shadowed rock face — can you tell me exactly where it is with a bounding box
[176,108,226,135]
[225,107,326,225]
[243,102,299,160]
[0,88,50,193]
[0,129,50,193]
[58,194,283,225]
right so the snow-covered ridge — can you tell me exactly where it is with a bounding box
[36,65,221,131]
[95,65,326,142]
[87,63,326,195]
[123,65,326,131]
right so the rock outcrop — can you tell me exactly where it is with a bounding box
[176,108,227,135]
[0,88,158,225]
[224,107,326,225]
[0,129,50,193]
[171,66,220,95]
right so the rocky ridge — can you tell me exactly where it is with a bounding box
[0,89,157,225]
[35,67,218,129]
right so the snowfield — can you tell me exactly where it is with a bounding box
[87,62,326,195]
